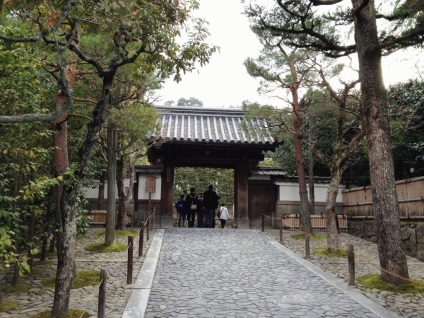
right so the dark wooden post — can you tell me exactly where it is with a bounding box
[154,207,157,229]
[305,234,310,259]
[348,244,355,285]
[98,269,107,318]
[138,222,144,258]
[127,236,133,284]
[261,212,265,232]
[146,218,150,241]
[161,163,174,226]
[235,161,249,229]
[279,215,283,243]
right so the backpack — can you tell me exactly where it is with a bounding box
[185,194,197,210]
[175,200,184,213]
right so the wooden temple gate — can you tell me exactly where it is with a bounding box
[146,106,280,227]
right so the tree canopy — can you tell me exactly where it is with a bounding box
[0,1,218,315]
[244,0,424,284]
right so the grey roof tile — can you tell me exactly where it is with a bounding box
[149,106,276,145]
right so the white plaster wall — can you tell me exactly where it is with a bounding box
[82,182,130,199]
[276,182,345,202]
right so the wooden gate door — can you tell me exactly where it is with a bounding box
[248,181,276,228]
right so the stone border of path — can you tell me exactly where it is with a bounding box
[122,229,399,318]
[122,229,165,318]
[266,236,399,318]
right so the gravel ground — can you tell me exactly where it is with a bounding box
[0,228,152,318]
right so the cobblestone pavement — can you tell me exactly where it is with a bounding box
[264,229,424,318]
[1,227,423,317]
[139,229,400,318]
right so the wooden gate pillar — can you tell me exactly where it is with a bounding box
[161,161,174,218]
[235,161,249,229]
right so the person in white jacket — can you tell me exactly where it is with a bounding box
[219,203,230,228]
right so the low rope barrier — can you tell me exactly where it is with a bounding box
[261,211,413,284]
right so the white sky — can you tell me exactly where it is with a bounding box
[155,1,424,109]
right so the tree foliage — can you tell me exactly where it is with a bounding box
[388,79,424,178]
[244,0,424,284]
[1,0,218,315]
[177,97,204,107]
[174,167,233,206]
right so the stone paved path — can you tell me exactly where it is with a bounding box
[124,229,398,318]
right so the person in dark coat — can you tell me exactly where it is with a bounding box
[196,194,205,228]
[203,184,219,228]
[185,187,197,228]
[175,194,186,227]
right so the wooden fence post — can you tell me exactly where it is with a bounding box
[138,222,144,258]
[279,216,283,243]
[127,236,133,284]
[261,213,265,232]
[156,207,162,230]
[348,244,355,285]
[305,234,310,259]
[98,269,107,318]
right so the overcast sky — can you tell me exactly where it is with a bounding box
[155,1,423,109]
[156,0,271,108]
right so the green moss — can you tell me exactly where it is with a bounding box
[291,233,326,241]
[114,229,139,237]
[313,248,348,257]
[1,283,31,294]
[84,241,127,253]
[357,274,424,294]
[71,270,100,289]
[95,229,138,238]
[400,221,419,226]
[28,267,45,276]
[95,230,105,237]
[41,270,100,289]
[30,309,90,318]
[0,300,19,312]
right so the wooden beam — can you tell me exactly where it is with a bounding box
[161,161,174,218]
[235,161,249,229]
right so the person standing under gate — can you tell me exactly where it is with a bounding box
[196,194,205,228]
[175,194,186,227]
[218,203,230,228]
[203,184,219,228]
[185,187,197,228]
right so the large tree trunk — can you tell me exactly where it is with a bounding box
[292,87,312,235]
[352,0,409,284]
[105,124,116,245]
[325,168,342,252]
[308,116,315,216]
[52,64,77,317]
[97,170,106,210]
[52,71,116,316]
[52,189,77,317]
[116,155,127,230]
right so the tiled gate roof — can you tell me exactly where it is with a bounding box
[149,106,276,145]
